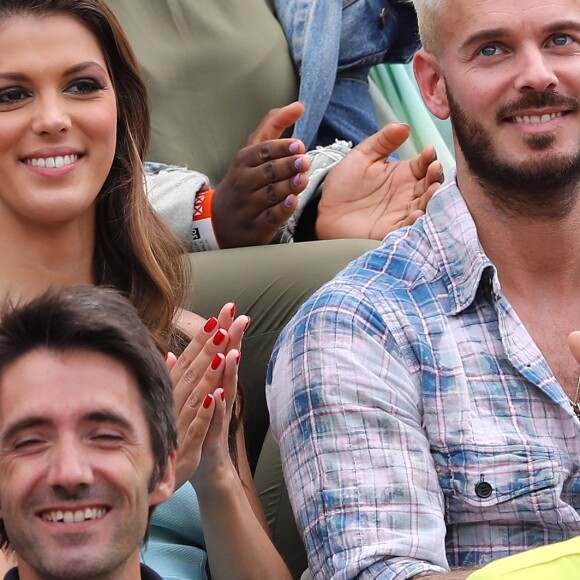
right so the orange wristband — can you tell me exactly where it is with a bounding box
[192,189,220,251]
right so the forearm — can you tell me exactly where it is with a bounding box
[195,468,291,580]
[268,294,449,578]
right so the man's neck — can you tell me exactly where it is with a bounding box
[455,165,580,396]
[457,167,580,299]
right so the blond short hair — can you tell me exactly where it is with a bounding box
[413,0,445,54]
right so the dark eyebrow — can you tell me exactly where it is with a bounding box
[1,416,51,444]
[543,20,580,36]
[459,27,509,54]
[0,61,107,83]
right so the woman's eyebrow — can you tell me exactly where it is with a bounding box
[0,61,107,82]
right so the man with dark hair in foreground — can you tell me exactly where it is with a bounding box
[0,286,177,580]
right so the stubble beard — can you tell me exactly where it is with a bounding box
[447,87,580,219]
[6,487,149,580]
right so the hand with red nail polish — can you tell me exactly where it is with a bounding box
[212,102,311,248]
[172,346,240,490]
[169,308,290,577]
[169,303,245,488]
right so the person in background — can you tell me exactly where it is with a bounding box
[275,0,420,150]
[107,1,443,483]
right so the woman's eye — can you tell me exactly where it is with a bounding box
[0,87,30,105]
[66,79,104,96]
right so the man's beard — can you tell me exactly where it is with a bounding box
[448,88,580,219]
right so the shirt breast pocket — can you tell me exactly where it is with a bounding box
[433,444,574,526]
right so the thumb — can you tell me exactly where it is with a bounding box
[568,331,580,365]
[246,101,305,145]
[354,123,411,161]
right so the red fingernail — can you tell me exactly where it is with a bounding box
[203,394,212,409]
[221,391,226,401]
[230,304,236,318]
[211,353,223,370]
[163,353,169,361]
[244,317,252,332]
[213,329,226,345]
[204,317,218,333]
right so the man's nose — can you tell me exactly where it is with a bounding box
[46,437,94,493]
[513,46,559,94]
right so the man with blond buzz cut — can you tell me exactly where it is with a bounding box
[267,0,580,578]
[0,286,177,580]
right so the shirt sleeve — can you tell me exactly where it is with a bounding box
[144,163,209,252]
[267,285,449,579]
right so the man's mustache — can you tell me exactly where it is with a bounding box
[497,91,580,120]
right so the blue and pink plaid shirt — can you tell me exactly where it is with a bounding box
[267,172,580,579]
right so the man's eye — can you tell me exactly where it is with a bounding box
[66,79,104,96]
[0,88,30,105]
[550,34,572,47]
[479,45,501,57]
[91,432,123,444]
[13,438,44,450]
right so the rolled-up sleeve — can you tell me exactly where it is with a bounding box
[267,287,449,579]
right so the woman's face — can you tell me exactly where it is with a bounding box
[0,13,117,228]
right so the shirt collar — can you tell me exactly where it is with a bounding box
[423,169,498,315]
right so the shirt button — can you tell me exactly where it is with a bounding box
[475,481,493,498]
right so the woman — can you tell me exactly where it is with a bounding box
[0,0,290,578]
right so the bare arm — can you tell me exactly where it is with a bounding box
[172,306,290,579]
[195,426,290,579]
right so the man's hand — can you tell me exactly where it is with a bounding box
[316,123,443,240]
[568,332,580,365]
[212,102,310,248]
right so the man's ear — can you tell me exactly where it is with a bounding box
[149,449,176,507]
[413,50,450,120]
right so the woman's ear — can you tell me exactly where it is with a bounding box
[413,50,450,120]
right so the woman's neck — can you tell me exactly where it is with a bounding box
[0,215,96,303]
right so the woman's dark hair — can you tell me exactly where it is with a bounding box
[0,0,188,352]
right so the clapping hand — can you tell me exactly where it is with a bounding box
[316,123,443,240]
[212,102,310,248]
[167,303,249,489]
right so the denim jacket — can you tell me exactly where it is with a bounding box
[274,0,420,148]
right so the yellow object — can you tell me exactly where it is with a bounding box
[468,537,580,579]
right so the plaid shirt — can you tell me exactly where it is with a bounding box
[267,172,580,579]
